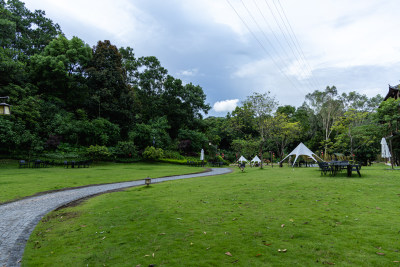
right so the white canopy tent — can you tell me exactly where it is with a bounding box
[280,142,323,167]
[251,155,261,163]
[238,156,248,162]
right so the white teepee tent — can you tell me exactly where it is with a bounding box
[238,156,248,162]
[280,142,323,167]
[251,155,261,163]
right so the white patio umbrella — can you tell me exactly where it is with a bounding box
[381,138,391,159]
[200,149,204,161]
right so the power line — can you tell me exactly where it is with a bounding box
[226,0,307,94]
[275,0,323,90]
[252,0,318,93]
[262,0,320,91]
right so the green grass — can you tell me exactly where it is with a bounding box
[0,160,206,203]
[23,164,400,266]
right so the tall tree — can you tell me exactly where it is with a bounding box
[228,102,258,139]
[30,36,92,109]
[306,86,343,158]
[376,98,400,167]
[332,109,370,160]
[161,76,210,138]
[86,40,135,136]
[265,112,301,160]
[1,0,62,58]
[243,92,278,168]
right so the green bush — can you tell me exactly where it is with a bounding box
[163,150,184,160]
[215,155,229,165]
[113,141,138,158]
[86,145,111,161]
[159,158,188,165]
[142,146,164,161]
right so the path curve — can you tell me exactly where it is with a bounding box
[0,167,232,266]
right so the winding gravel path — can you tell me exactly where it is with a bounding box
[0,167,232,267]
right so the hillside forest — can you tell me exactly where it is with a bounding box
[1,0,399,165]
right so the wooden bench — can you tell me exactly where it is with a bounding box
[19,160,29,168]
[318,162,331,176]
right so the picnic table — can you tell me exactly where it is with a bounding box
[64,160,92,168]
[328,161,361,177]
[318,161,361,177]
[19,159,53,168]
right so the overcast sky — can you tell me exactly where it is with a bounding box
[22,0,400,116]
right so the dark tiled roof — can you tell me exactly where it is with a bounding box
[384,85,400,101]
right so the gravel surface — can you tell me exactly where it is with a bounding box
[0,167,232,267]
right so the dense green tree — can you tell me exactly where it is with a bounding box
[243,92,278,168]
[86,40,135,135]
[231,138,260,160]
[264,112,301,159]
[177,128,208,155]
[228,102,257,139]
[306,86,343,158]
[30,36,92,109]
[332,109,371,160]
[340,91,383,112]
[203,116,232,151]
[375,98,400,166]
[133,56,167,122]
[129,116,172,150]
[1,0,61,58]
[276,105,296,120]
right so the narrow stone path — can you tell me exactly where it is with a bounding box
[0,168,232,267]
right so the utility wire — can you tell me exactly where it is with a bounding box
[272,1,319,89]
[263,0,319,91]
[275,0,323,90]
[240,0,310,95]
[226,0,305,94]
[252,0,317,93]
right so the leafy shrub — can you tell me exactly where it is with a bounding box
[114,141,138,158]
[86,145,111,161]
[178,129,208,154]
[159,158,188,165]
[163,150,184,160]
[142,146,164,161]
[215,155,229,165]
[42,152,82,160]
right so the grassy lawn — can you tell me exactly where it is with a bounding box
[23,164,400,266]
[0,160,206,204]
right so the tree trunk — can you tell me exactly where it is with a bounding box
[260,142,263,169]
[389,138,394,170]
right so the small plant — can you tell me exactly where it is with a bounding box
[142,146,164,161]
[86,145,111,161]
[114,141,138,159]
[163,150,184,160]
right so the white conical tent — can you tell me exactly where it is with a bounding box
[251,155,261,163]
[280,142,323,167]
[238,156,248,162]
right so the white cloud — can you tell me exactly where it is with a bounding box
[213,99,239,112]
[177,69,198,77]
[284,60,312,80]
[232,58,274,78]
[282,0,400,69]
